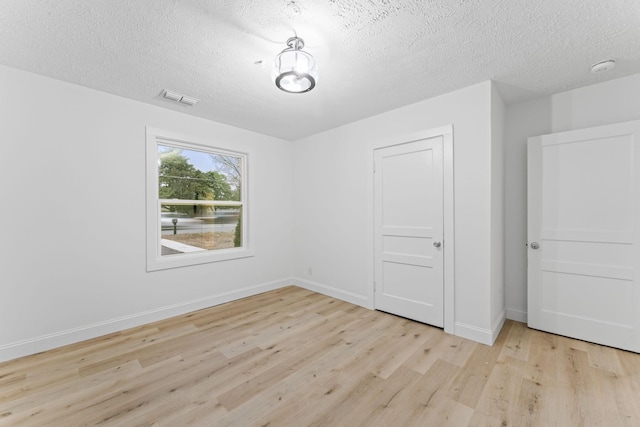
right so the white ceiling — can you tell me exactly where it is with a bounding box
[1,0,639,140]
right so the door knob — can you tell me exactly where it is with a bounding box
[529,242,540,250]
[433,241,441,248]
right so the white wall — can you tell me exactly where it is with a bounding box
[292,81,506,344]
[1,62,537,361]
[504,74,640,321]
[490,83,506,333]
[0,65,294,362]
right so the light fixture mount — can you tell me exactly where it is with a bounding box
[273,36,318,94]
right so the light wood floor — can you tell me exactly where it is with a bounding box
[1,286,640,426]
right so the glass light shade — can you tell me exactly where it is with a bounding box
[273,37,318,93]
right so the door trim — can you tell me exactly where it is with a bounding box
[367,125,455,334]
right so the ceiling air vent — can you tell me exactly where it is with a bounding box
[162,90,199,106]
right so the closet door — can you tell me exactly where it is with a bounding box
[528,120,640,352]
[374,136,444,327]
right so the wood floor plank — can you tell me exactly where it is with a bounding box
[246,374,342,427]
[404,331,474,374]
[388,359,462,426]
[416,396,475,427]
[371,320,433,379]
[154,397,227,427]
[512,378,543,426]
[216,334,342,411]
[446,321,511,409]
[1,286,640,426]
[217,311,323,358]
[562,344,592,423]
[498,319,531,363]
[474,356,527,425]
[305,371,383,427]
[216,334,372,426]
[347,366,422,426]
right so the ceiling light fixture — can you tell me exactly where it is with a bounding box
[273,36,318,93]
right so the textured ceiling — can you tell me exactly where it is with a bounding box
[1,0,639,140]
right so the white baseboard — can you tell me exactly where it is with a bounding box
[454,310,506,346]
[506,308,528,323]
[293,277,370,309]
[0,278,294,363]
[454,322,493,346]
[492,310,507,344]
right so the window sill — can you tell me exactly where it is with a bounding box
[147,247,255,272]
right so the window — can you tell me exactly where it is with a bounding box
[146,127,251,271]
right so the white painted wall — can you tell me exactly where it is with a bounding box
[490,84,506,334]
[504,73,640,321]
[0,63,523,361]
[0,65,294,362]
[504,96,551,322]
[292,81,506,344]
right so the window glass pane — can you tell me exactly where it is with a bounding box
[158,146,241,202]
[158,145,243,257]
[160,205,242,256]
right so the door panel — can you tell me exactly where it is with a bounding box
[528,120,640,352]
[374,136,444,327]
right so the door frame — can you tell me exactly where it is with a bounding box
[367,125,455,334]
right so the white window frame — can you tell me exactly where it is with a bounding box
[146,127,253,271]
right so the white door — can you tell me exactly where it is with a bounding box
[374,136,444,327]
[528,120,640,353]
